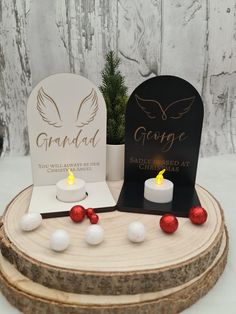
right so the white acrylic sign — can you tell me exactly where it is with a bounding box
[27,73,115,214]
[28,73,106,185]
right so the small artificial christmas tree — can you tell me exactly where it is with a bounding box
[100,51,128,144]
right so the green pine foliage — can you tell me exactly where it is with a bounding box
[100,51,128,144]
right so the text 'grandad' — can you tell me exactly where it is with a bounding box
[36,129,100,151]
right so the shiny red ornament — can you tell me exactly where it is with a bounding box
[86,208,95,219]
[69,205,85,223]
[90,214,99,224]
[160,214,178,234]
[189,206,207,225]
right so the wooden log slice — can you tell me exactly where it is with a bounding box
[0,185,225,295]
[0,229,228,314]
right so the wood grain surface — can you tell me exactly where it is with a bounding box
[0,184,225,295]
[0,1,236,157]
[0,229,228,314]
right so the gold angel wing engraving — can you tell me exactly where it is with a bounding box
[37,87,63,127]
[135,94,164,119]
[164,96,195,120]
[136,94,195,120]
[76,88,98,127]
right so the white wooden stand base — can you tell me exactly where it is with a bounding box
[0,184,228,313]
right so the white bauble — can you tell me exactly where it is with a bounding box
[85,225,104,245]
[50,229,70,252]
[19,213,42,231]
[128,222,145,243]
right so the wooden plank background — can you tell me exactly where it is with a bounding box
[0,0,236,157]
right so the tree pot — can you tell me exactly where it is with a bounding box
[106,144,124,181]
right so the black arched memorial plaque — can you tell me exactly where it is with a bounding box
[117,76,204,217]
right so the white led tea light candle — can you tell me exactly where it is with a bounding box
[144,169,173,203]
[56,169,86,202]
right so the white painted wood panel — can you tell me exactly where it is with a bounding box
[27,0,70,86]
[58,0,118,86]
[117,0,161,93]
[160,0,207,94]
[0,0,31,156]
[0,0,236,157]
[201,0,236,156]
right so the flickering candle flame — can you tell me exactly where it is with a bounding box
[156,169,166,185]
[67,169,75,185]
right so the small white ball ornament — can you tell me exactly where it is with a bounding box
[19,213,42,231]
[50,229,70,252]
[85,225,104,246]
[128,222,145,243]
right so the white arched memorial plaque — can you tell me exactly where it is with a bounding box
[27,74,115,216]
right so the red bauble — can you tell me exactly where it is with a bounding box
[189,206,207,225]
[160,214,178,234]
[69,205,85,223]
[90,214,99,224]
[86,208,95,219]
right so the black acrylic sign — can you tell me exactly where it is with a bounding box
[117,75,204,217]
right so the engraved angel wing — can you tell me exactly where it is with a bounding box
[136,94,195,120]
[135,94,164,119]
[37,87,63,127]
[164,96,195,120]
[76,88,98,127]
